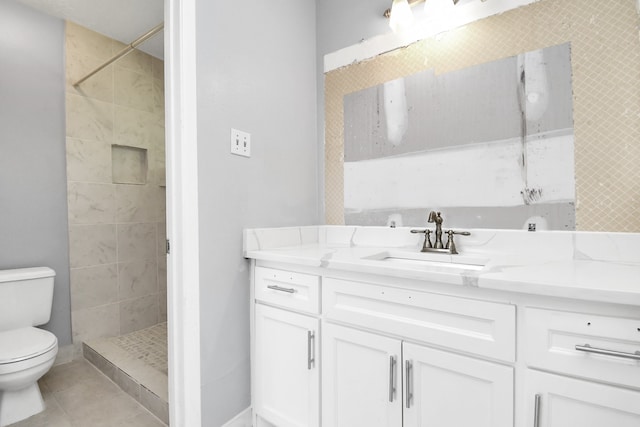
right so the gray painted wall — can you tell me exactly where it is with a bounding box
[0,0,72,345]
[195,0,318,425]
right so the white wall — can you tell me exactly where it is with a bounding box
[317,0,392,57]
[194,0,319,425]
[0,0,72,345]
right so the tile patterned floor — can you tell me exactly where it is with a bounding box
[109,323,168,375]
[83,323,169,424]
[8,360,166,427]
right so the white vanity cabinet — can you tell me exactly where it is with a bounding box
[321,276,516,427]
[322,323,513,427]
[524,370,640,427]
[322,323,402,427]
[403,342,513,427]
[250,262,640,427]
[246,226,640,427]
[253,267,321,427]
[522,307,640,427]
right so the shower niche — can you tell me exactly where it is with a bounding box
[112,145,148,185]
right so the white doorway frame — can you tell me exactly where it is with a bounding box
[165,0,202,425]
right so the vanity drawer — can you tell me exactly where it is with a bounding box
[255,267,320,314]
[323,277,516,362]
[524,308,640,389]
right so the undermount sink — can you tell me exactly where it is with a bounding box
[363,250,488,271]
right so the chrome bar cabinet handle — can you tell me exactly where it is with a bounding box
[534,394,541,427]
[388,355,397,402]
[267,284,296,294]
[405,360,413,409]
[307,331,315,370]
[575,344,640,360]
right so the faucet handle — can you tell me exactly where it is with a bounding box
[445,230,470,255]
[410,229,433,250]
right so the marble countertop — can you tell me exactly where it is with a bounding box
[244,226,640,306]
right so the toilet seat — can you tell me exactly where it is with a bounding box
[0,327,57,370]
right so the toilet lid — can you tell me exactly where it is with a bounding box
[0,327,57,364]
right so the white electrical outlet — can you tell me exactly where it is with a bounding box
[230,128,251,157]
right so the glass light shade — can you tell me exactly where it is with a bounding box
[389,0,414,32]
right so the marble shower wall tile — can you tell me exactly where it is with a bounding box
[72,303,120,343]
[159,292,167,323]
[66,22,167,344]
[156,224,167,258]
[147,148,166,186]
[117,223,157,262]
[112,42,153,75]
[114,67,154,113]
[67,182,116,224]
[120,295,159,334]
[114,105,161,148]
[66,138,112,183]
[151,57,164,81]
[153,78,165,115]
[69,224,117,268]
[158,256,167,294]
[67,93,114,142]
[116,185,162,223]
[70,264,119,311]
[118,259,158,300]
[159,189,166,223]
[66,52,114,102]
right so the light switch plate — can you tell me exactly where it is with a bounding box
[231,128,251,157]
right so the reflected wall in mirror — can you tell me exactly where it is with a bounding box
[343,43,574,231]
[325,0,640,232]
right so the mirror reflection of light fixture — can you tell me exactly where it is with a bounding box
[387,0,418,32]
[385,0,461,33]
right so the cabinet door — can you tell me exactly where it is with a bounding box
[403,342,513,427]
[254,304,319,427]
[322,323,402,427]
[525,370,640,427]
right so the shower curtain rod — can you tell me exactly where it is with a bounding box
[73,22,164,87]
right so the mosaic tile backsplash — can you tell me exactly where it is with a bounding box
[325,0,640,232]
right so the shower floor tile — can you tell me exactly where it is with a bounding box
[84,323,168,424]
[109,322,168,374]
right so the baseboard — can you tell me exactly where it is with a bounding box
[222,407,252,427]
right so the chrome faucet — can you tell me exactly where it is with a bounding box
[411,211,470,254]
[428,211,444,249]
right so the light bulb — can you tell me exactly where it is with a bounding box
[389,0,414,33]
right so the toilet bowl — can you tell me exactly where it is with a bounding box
[0,267,58,427]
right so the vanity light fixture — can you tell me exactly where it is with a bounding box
[385,0,461,32]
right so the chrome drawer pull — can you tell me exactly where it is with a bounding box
[405,360,413,409]
[388,355,397,402]
[575,344,640,360]
[533,394,541,427]
[307,331,315,370]
[267,285,296,294]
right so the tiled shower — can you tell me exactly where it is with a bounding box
[64,21,168,422]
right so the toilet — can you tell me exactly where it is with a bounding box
[0,267,58,427]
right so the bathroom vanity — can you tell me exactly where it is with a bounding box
[243,226,640,427]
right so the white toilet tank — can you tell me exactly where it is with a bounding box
[0,267,55,332]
